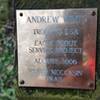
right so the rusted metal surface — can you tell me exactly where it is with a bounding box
[16,9,97,89]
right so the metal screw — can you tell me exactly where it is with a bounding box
[20,13,23,17]
[88,82,94,88]
[91,11,96,16]
[20,80,25,85]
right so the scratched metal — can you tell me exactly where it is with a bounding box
[16,9,97,89]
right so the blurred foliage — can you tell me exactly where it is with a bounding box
[0,0,100,100]
[0,0,16,100]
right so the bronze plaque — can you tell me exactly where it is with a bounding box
[16,9,97,89]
